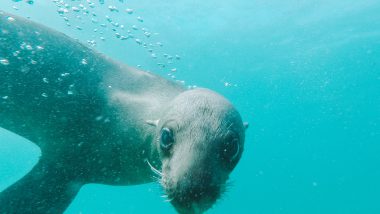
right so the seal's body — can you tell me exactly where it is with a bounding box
[0,12,246,214]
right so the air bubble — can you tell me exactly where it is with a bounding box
[108,5,119,12]
[57,8,68,14]
[177,80,185,85]
[13,51,20,56]
[72,7,80,12]
[61,72,70,77]
[125,8,133,14]
[105,16,112,22]
[157,63,166,68]
[25,0,34,5]
[81,58,88,65]
[26,44,33,50]
[135,39,142,45]
[137,16,143,22]
[0,58,9,65]
[41,93,48,98]
[87,40,96,46]
[7,17,15,22]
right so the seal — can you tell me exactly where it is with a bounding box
[0,11,247,214]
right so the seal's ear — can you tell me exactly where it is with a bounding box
[243,122,249,130]
[146,119,159,127]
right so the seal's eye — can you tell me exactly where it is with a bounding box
[222,138,240,163]
[160,127,174,150]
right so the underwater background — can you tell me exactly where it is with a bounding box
[0,0,379,213]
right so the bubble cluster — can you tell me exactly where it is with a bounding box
[12,0,188,86]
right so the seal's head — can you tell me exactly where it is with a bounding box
[149,88,247,214]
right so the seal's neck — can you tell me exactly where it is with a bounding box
[105,64,185,119]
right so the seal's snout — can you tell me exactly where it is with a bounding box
[162,162,225,214]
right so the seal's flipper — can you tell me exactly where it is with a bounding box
[0,160,83,213]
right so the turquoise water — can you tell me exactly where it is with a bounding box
[1,0,379,213]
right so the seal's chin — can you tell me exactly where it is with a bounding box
[170,197,215,214]
[163,183,221,214]
[171,201,210,214]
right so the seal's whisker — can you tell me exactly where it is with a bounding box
[219,181,232,197]
[150,169,162,177]
[226,180,234,188]
[164,198,174,202]
[145,159,163,176]
[151,175,161,182]
[151,175,160,179]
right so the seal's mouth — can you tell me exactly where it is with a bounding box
[146,160,224,214]
[164,183,221,214]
